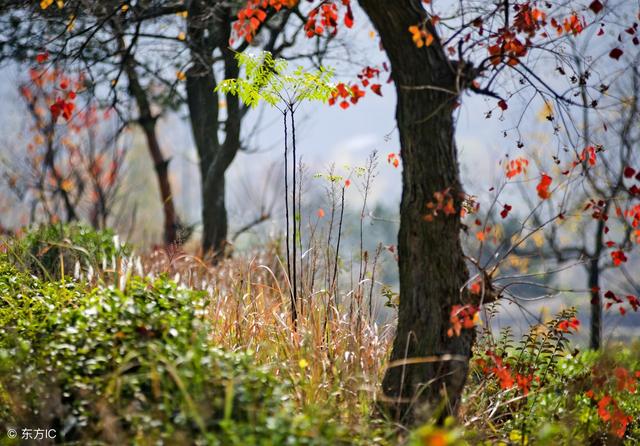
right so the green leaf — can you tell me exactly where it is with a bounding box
[216,51,335,108]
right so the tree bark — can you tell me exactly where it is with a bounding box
[186,1,241,260]
[588,258,602,350]
[588,203,609,350]
[358,0,473,424]
[139,117,179,246]
[120,40,179,246]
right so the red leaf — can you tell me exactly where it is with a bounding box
[536,174,552,199]
[589,0,604,14]
[498,99,508,110]
[505,157,529,178]
[447,304,479,337]
[370,84,382,96]
[556,317,580,333]
[609,47,624,60]
[387,152,400,168]
[597,396,612,422]
[624,166,636,178]
[611,249,628,266]
[627,295,639,311]
[581,146,597,166]
[344,4,354,28]
[500,204,512,219]
[255,9,266,22]
[36,52,49,64]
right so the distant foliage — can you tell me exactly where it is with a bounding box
[5,58,125,228]
[2,223,129,279]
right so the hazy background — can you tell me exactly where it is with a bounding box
[0,2,637,344]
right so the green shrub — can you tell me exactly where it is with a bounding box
[2,223,130,280]
[0,262,348,445]
[463,309,640,445]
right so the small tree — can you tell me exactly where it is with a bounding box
[218,50,335,325]
[3,62,124,228]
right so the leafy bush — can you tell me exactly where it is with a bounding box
[0,261,348,445]
[2,223,130,280]
[462,308,640,444]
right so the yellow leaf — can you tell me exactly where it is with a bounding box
[40,0,53,9]
[66,14,76,32]
[537,101,554,122]
[425,32,434,47]
[176,70,186,81]
[509,430,528,445]
[177,32,186,41]
[532,231,545,248]
[60,179,73,192]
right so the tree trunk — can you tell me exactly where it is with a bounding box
[139,118,178,246]
[186,1,241,260]
[44,130,78,223]
[201,173,228,257]
[120,40,179,246]
[588,258,601,350]
[588,207,608,350]
[185,67,229,258]
[359,0,473,424]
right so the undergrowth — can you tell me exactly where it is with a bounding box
[0,226,638,445]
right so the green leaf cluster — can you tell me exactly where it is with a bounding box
[2,223,130,280]
[216,51,335,109]
[0,258,350,445]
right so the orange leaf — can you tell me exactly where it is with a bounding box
[536,174,552,199]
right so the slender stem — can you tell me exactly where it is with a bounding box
[369,243,382,321]
[283,110,297,327]
[290,105,299,320]
[331,185,345,307]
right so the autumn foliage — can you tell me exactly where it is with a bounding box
[1,0,640,443]
[6,56,124,228]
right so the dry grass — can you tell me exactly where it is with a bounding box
[126,244,397,441]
